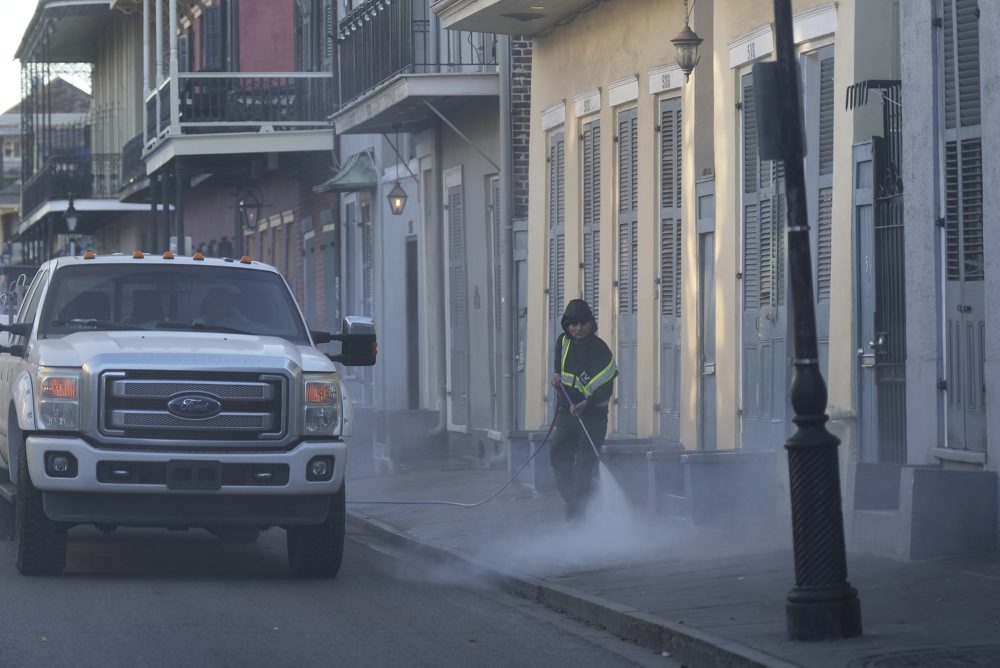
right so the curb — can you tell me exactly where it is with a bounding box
[347,510,797,668]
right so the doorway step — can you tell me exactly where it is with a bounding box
[848,463,997,560]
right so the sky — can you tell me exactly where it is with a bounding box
[0,2,42,114]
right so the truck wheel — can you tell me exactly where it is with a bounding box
[286,484,345,578]
[15,444,67,576]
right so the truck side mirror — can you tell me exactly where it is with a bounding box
[0,344,25,358]
[0,322,32,337]
[316,316,377,367]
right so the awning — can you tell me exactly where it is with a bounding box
[312,152,378,193]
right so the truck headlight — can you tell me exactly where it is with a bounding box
[303,374,341,436]
[37,369,82,431]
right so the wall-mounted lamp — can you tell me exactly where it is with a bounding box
[387,181,407,215]
[239,188,263,231]
[671,0,703,82]
[64,193,79,232]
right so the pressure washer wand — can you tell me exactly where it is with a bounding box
[557,381,602,461]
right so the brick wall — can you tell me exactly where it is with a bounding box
[510,37,532,221]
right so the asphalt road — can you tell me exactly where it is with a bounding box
[0,504,673,668]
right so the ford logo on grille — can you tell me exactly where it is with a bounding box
[167,394,222,419]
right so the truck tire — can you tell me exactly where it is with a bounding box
[15,444,67,576]
[286,483,345,578]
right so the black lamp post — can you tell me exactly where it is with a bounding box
[387,181,407,215]
[752,0,862,641]
[239,188,263,232]
[671,0,703,82]
[64,193,79,233]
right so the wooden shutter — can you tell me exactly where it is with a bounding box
[660,98,682,318]
[617,110,638,316]
[548,131,566,321]
[816,51,835,301]
[448,184,468,424]
[582,120,601,318]
[943,0,983,283]
[360,203,373,317]
[202,5,224,72]
[742,76,761,310]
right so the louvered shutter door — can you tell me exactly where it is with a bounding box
[548,131,566,393]
[943,0,985,450]
[616,108,639,435]
[361,207,373,318]
[582,120,601,320]
[659,97,682,441]
[816,51,835,301]
[740,73,789,447]
[448,185,468,426]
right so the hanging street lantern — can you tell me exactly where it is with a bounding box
[239,188,263,231]
[672,0,703,82]
[387,181,407,215]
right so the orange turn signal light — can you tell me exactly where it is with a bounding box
[162,251,175,260]
[83,251,96,260]
[133,251,144,259]
[240,255,252,264]
[192,251,205,261]
[42,377,78,399]
[305,382,334,404]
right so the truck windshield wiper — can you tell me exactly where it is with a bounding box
[51,319,146,331]
[151,321,253,335]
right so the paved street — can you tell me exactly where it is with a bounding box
[0,505,673,668]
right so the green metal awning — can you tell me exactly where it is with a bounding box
[312,151,378,193]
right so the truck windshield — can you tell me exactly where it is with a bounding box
[38,264,310,344]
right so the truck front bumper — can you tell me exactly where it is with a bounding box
[24,435,346,496]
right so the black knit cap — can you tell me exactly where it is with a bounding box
[561,298,596,334]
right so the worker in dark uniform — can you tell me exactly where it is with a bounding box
[549,299,618,521]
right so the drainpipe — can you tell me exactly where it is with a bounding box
[498,35,513,433]
[429,118,448,437]
[142,0,150,147]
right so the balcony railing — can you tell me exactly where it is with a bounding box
[339,0,498,107]
[21,153,121,222]
[145,73,333,143]
[120,132,146,190]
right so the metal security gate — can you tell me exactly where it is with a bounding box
[658,97,682,442]
[849,79,907,464]
[942,0,985,451]
[445,177,468,427]
[547,131,566,416]
[740,73,788,448]
[616,107,638,435]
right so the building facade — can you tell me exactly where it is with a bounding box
[438,0,1000,557]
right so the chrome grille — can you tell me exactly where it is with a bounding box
[114,412,274,430]
[101,372,286,443]
[113,380,271,400]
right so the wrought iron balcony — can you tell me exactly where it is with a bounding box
[120,132,146,192]
[20,153,125,223]
[338,0,498,108]
[145,73,333,144]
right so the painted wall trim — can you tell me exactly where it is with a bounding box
[542,100,567,130]
[793,3,838,44]
[573,88,602,117]
[647,63,682,95]
[608,75,639,107]
[729,24,773,69]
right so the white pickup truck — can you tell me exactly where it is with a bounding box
[0,251,375,577]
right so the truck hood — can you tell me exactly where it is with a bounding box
[33,331,335,373]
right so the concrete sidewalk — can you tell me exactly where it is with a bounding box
[344,457,1000,667]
